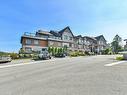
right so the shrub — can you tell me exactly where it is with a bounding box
[24,54,32,58]
[78,52,86,56]
[49,47,65,56]
[10,53,19,59]
[19,48,25,54]
[69,51,86,57]
[116,56,124,60]
[19,54,24,58]
[52,47,55,56]
[32,54,39,60]
[19,54,34,59]
[70,52,78,57]
[84,51,90,55]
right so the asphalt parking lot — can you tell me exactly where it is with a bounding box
[0,55,127,95]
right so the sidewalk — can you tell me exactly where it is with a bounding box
[0,59,34,66]
[0,56,90,67]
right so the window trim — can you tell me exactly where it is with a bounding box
[64,35,68,40]
[26,39,32,45]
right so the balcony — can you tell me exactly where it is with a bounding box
[23,32,36,37]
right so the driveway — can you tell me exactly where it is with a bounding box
[0,55,127,95]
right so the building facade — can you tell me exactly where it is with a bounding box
[95,35,107,54]
[21,26,107,54]
[124,39,127,50]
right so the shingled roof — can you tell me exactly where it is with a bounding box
[95,35,106,41]
[124,39,127,41]
[50,30,61,37]
[76,35,82,38]
[84,36,97,41]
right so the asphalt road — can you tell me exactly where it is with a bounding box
[0,55,127,95]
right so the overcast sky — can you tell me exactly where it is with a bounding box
[0,0,127,52]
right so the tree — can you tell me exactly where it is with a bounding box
[111,35,122,53]
[48,47,52,54]
[113,35,122,43]
[57,48,60,54]
[10,52,19,59]
[52,47,55,56]
[19,48,25,54]
[55,47,58,54]
[63,45,68,52]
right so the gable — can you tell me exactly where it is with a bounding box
[59,27,74,37]
[95,35,106,42]
[63,28,73,37]
[100,36,106,42]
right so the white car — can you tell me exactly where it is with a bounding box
[0,56,12,63]
[38,51,51,60]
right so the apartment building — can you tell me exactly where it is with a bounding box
[21,26,107,54]
[95,35,107,53]
[83,36,97,53]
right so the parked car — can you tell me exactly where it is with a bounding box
[38,48,51,60]
[0,56,12,63]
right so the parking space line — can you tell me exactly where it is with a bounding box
[104,61,127,67]
[0,61,43,69]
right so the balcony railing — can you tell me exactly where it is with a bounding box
[24,32,36,37]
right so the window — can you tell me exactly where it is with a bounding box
[34,40,39,45]
[42,35,48,38]
[26,39,32,45]
[58,37,61,40]
[76,40,79,44]
[84,39,87,43]
[99,41,103,45]
[80,39,83,43]
[64,45,68,48]
[55,37,58,39]
[69,37,73,40]
[50,36,54,39]
[64,35,68,40]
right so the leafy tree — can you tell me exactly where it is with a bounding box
[10,53,19,59]
[60,48,63,53]
[63,45,68,52]
[52,47,55,56]
[57,48,60,54]
[48,47,52,53]
[50,47,53,55]
[19,48,25,54]
[113,35,122,43]
[111,35,122,53]
[102,48,112,55]
[55,47,58,54]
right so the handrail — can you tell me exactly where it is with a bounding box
[24,32,36,37]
